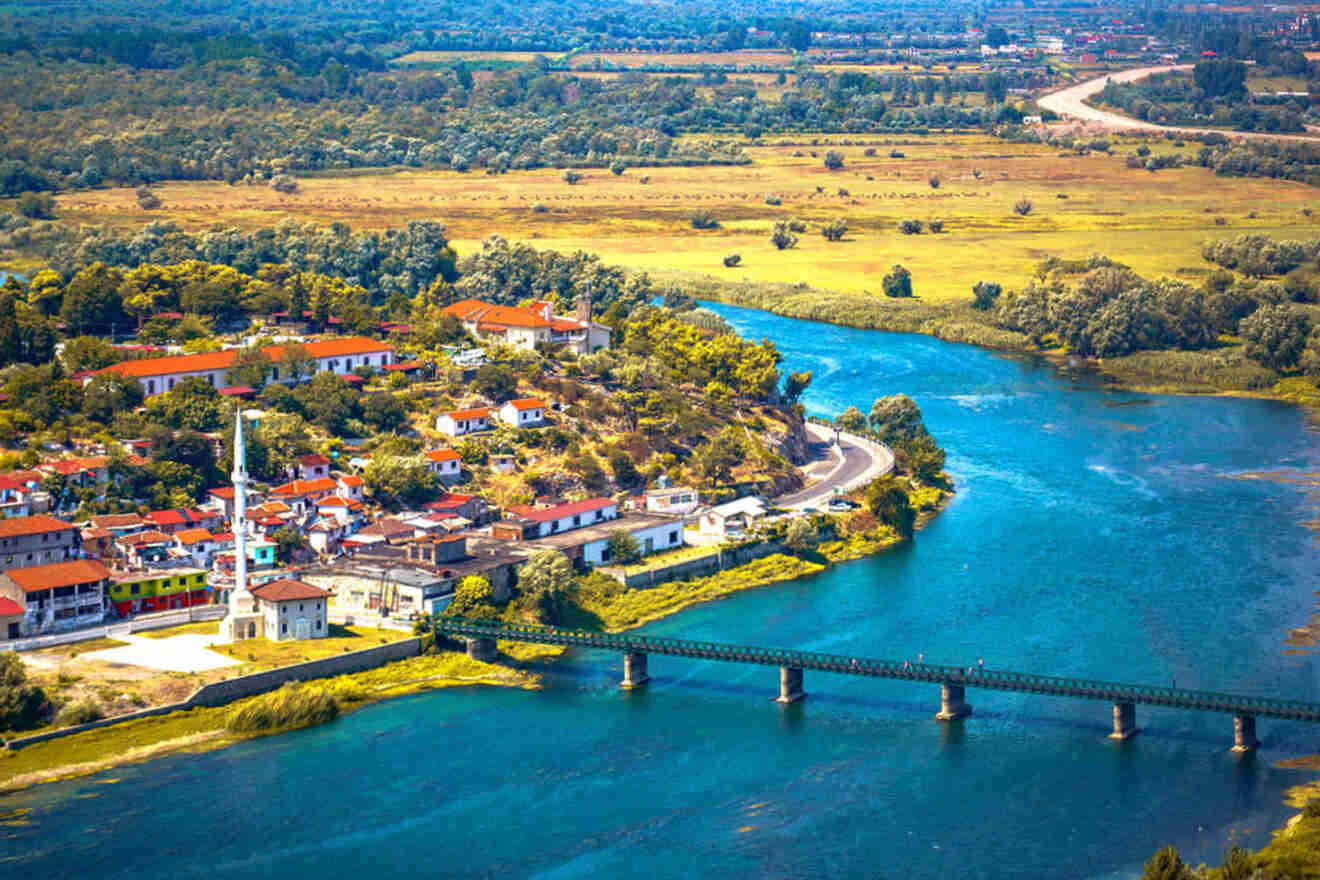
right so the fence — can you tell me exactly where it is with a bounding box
[5,605,229,654]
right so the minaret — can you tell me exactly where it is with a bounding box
[230,408,249,607]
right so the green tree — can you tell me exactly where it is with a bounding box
[516,550,575,624]
[608,449,643,490]
[1240,304,1312,370]
[226,345,273,389]
[836,406,867,433]
[883,265,913,298]
[446,575,500,619]
[363,454,438,506]
[904,434,947,484]
[865,475,916,538]
[1140,846,1190,880]
[821,219,847,242]
[271,527,308,564]
[473,363,518,402]
[61,336,120,373]
[824,150,844,170]
[60,262,125,335]
[0,653,48,733]
[972,281,1002,311]
[279,342,316,384]
[695,428,744,487]
[782,370,812,404]
[363,394,408,433]
[869,394,928,447]
[296,372,361,434]
[145,377,223,431]
[785,517,815,552]
[771,222,799,251]
[606,530,642,565]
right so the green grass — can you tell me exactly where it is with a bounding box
[138,621,220,639]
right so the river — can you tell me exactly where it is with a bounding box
[4,303,1320,879]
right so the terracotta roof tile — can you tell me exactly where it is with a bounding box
[97,337,393,380]
[0,515,75,539]
[251,579,331,602]
[6,559,110,593]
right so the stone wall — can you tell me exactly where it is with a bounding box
[601,540,786,590]
[4,637,422,750]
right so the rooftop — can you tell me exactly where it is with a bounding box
[0,515,74,539]
[251,578,331,602]
[511,497,616,524]
[97,337,394,380]
[6,559,111,593]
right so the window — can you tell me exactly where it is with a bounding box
[573,515,581,526]
[298,603,304,611]
[669,530,679,544]
[147,380,156,394]
[168,378,175,390]
[281,622,287,634]
[316,619,322,630]
[206,374,215,386]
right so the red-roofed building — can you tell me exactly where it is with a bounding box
[145,508,222,535]
[497,398,547,428]
[441,299,610,355]
[0,515,82,573]
[498,497,619,540]
[423,448,463,482]
[0,595,22,641]
[336,474,365,502]
[250,578,330,640]
[436,407,492,436]
[0,559,110,635]
[295,454,333,481]
[92,337,394,397]
[423,492,488,523]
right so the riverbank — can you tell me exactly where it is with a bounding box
[0,503,947,796]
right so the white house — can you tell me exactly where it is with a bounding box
[92,337,395,397]
[497,398,547,427]
[174,528,219,567]
[645,486,700,518]
[583,515,685,566]
[436,407,492,436]
[295,454,332,481]
[336,474,365,502]
[509,497,619,538]
[250,578,331,641]
[699,496,769,537]
[441,299,611,356]
[423,449,462,482]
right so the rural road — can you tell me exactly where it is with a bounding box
[1038,65,1320,142]
[780,422,894,510]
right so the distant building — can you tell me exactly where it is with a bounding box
[0,515,81,573]
[645,487,700,518]
[108,568,209,617]
[497,398,547,428]
[441,298,610,355]
[699,497,769,537]
[250,579,331,640]
[0,559,111,636]
[436,407,493,436]
[496,497,619,540]
[423,449,463,482]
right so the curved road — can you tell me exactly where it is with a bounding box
[779,422,894,510]
[1038,64,1320,142]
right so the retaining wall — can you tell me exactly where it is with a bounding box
[601,541,786,590]
[5,637,422,750]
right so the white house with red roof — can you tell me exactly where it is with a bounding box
[270,477,339,516]
[174,528,219,567]
[145,508,222,535]
[497,398,547,427]
[315,496,364,529]
[436,407,492,436]
[422,448,463,482]
[507,497,619,538]
[441,299,610,355]
[336,474,365,501]
[250,578,331,640]
[294,454,332,481]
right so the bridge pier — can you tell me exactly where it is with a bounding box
[621,651,650,689]
[1232,715,1260,753]
[936,683,972,721]
[777,666,806,704]
[1108,701,1138,741]
[465,636,497,662]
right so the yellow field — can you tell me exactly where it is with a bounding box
[53,135,1320,303]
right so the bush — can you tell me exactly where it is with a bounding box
[899,218,923,235]
[690,210,720,230]
[227,682,340,733]
[972,280,1002,310]
[771,223,798,250]
[883,264,913,298]
[1014,198,1033,216]
[56,697,103,727]
[824,150,844,169]
[928,218,945,233]
[16,192,55,219]
[270,175,298,194]
[0,653,49,732]
[788,219,807,233]
[723,253,742,267]
[563,170,582,185]
[532,203,549,213]
[863,147,877,156]
[610,159,626,175]
[889,149,905,158]
[821,219,848,241]
[764,194,782,205]
[928,175,941,189]
[135,187,161,210]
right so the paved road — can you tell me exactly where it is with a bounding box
[1038,65,1320,142]
[779,422,894,510]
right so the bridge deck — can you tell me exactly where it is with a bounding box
[437,617,1320,722]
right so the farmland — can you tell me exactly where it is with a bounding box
[48,135,1319,306]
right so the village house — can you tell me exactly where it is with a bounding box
[118,529,178,568]
[423,448,463,482]
[293,454,332,481]
[0,596,22,642]
[88,512,148,539]
[336,474,365,502]
[270,478,339,517]
[91,337,395,397]
[145,508,223,535]
[494,497,619,540]
[314,496,365,530]
[0,474,36,518]
[698,497,769,537]
[523,513,686,568]
[250,579,331,641]
[0,515,82,574]
[497,398,547,428]
[80,526,115,561]
[441,298,611,356]
[0,559,111,636]
[107,568,209,617]
[424,493,488,523]
[645,486,701,518]
[174,528,219,567]
[436,407,492,436]
[344,517,418,550]
[205,486,262,520]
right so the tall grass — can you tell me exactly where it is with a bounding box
[226,683,340,734]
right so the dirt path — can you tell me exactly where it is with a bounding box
[1038,65,1320,142]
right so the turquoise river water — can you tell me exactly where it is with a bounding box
[4,302,1320,879]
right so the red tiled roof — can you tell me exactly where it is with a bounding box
[442,299,553,330]
[338,475,364,488]
[0,515,74,539]
[97,337,394,380]
[424,449,461,463]
[219,386,256,397]
[505,397,546,412]
[0,596,22,615]
[300,454,331,467]
[271,478,338,497]
[444,407,491,421]
[381,360,422,371]
[6,559,110,593]
[250,578,331,602]
[90,513,144,529]
[122,529,173,546]
[208,487,236,499]
[514,497,615,524]
[174,528,214,546]
[424,494,474,511]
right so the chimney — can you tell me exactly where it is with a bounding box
[576,285,591,323]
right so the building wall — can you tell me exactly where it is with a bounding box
[583,520,684,566]
[535,504,619,538]
[0,528,80,574]
[261,597,328,640]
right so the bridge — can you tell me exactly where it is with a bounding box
[437,617,1320,752]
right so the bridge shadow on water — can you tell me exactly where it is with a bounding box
[506,651,1276,754]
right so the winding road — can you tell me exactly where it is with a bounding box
[1038,64,1320,142]
[779,422,894,510]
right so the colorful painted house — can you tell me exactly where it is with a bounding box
[108,568,210,617]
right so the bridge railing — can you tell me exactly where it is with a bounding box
[435,617,1320,721]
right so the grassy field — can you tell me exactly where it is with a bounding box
[54,134,1318,307]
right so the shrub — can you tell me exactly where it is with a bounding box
[824,150,844,169]
[16,192,55,219]
[972,280,1002,310]
[928,218,945,233]
[1014,198,1033,216]
[563,170,582,185]
[889,149,905,158]
[764,194,782,206]
[532,203,549,214]
[1214,216,1227,226]
[56,697,103,727]
[899,218,923,235]
[787,219,807,233]
[610,159,626,176]
[0,653,49,732]
[227,682,340,733]
[723,253,742,267]
[270,175,299,194]
[837,187,850,197]
[928,175,941,189]
[770,222,798,250]
[690,210,720,230]
[821,219,848,242]
[135,187,161,210]
[883,264,913,298]
[863,147,877,156]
